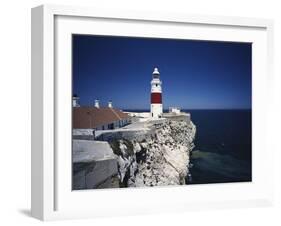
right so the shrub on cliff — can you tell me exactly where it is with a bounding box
[123,139,134,157]
[109,140,122,156]
[109,139,135,158]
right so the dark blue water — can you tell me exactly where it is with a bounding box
[186,109,252,184]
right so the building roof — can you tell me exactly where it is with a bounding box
[73,107,130,129]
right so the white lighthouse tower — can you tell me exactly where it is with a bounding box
[150,67,163,118]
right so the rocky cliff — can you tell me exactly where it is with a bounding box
[109,120,196,187]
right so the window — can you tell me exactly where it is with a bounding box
[108,123,114,130]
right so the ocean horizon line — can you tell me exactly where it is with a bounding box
[74,105,251,111]
[122,108,252,111]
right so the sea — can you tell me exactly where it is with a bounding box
[185,109,252,184]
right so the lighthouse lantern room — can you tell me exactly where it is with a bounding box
[150,67,163,118]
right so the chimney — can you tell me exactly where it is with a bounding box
[108,100,113,108]
[94,99,100,108]
[73,95,80,107]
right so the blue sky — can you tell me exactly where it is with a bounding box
[72,35,252,110]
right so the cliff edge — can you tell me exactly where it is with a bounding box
[109,120,196,187]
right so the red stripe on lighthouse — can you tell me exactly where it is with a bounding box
[151,93,162,104]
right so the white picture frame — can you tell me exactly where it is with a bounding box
[31,4,274,221]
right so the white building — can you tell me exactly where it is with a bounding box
[150,67,163,118]
[73,95,80,107]
[169,107,181,114]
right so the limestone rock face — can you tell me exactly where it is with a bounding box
[110,120,196,187]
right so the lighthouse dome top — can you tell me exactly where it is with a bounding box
[153,67,160,75]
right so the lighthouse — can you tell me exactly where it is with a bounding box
[150,67,163,118]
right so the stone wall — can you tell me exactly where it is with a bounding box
[163,113,191,124]
[72,140,118,189]
[73,159,118,189]
[96,128,156,143]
